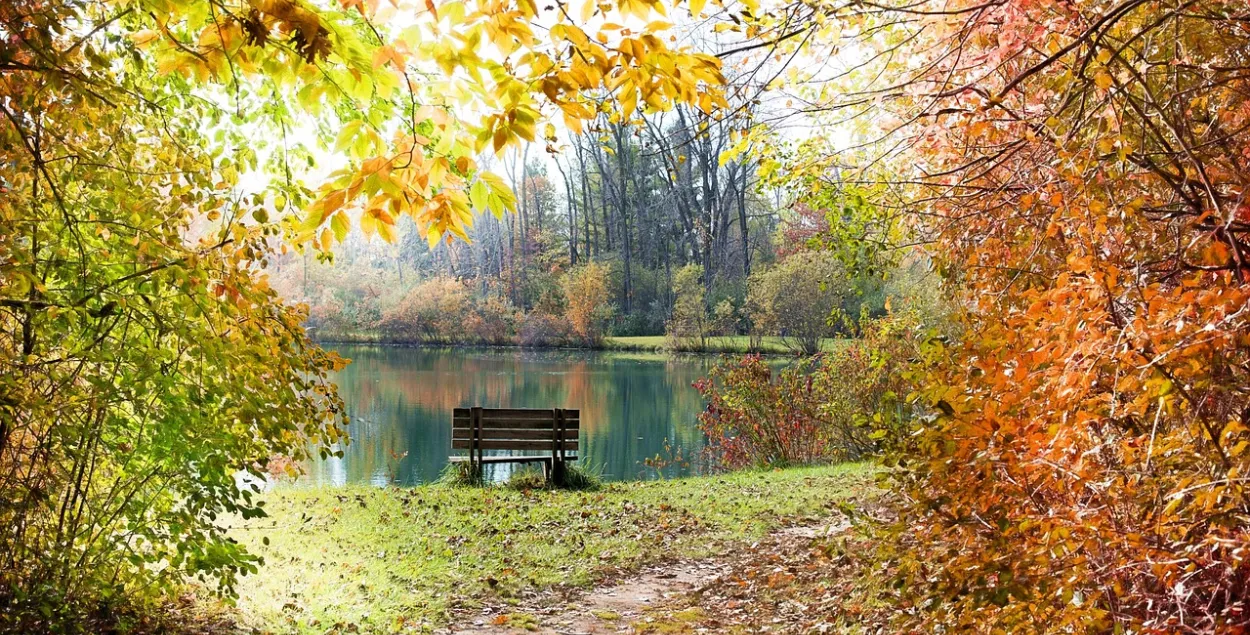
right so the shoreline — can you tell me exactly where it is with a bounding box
[309,333,845,356]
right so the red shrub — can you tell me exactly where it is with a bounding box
[695,312,923,469]
[695,356,832,469]
[517,312,574,348]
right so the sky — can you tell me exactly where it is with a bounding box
[226,0,868,235]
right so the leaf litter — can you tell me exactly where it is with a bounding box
[442,509,892,635]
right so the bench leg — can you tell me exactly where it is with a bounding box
[550,458,566,487]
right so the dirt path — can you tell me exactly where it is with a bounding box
[442,517,852,635]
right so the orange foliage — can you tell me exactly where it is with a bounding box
[834,2,1250,632]
[561,261,612,344]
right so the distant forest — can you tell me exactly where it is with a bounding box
[271,106,924,347]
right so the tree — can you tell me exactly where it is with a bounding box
[668,264,707,347]
[728,0,1250,630]
[561,262,613,344]
[0,0,725,626]
[747,252,847,354]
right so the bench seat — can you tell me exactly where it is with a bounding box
[447,455,578,464]
[450,407,579,483]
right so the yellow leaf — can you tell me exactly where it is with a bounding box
[360,208,378,239]
[470,180,489,210]
[331,210,350,242]
[1094,69,1113,90]
[377,216,397,243]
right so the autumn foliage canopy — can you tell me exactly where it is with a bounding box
[0,0,722,627]
[8,0,1250,630]
[794,1,1250,631]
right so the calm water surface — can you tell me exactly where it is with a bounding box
[304,345,715,485]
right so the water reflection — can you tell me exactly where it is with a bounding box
[302,346,714,485]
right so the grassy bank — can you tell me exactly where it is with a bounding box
[603,335,847,354]
[312,331,847,355]
[221,463,875,633]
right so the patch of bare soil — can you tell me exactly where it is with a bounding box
[444,558,728,635]
[440,516,877,635]
[634,509,902,634]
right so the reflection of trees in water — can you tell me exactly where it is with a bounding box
[303,346,711,485]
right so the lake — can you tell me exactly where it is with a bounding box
[303,345,717,485]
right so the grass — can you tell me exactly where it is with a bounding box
[503,463,602,491]
[221,463,876,634]
[436,461,484,487]
[441,462,602,491]
[602,335,848,355]
[635,607,709,634]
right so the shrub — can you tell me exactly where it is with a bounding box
[710,299,739,337]
[695,311,923,469]
[609,312,656,338]
[811,311,924,456]
[746,251,850,354]
[561,262,614,345]
[0,235,348,631]
[276,256,404,340]
[505,468,550,491]
[378,277,471,343]
[695,356,833,469]
[555,462,602,491]
[465,296,522,344]
[438,461,484,487]
[518,313,574,347]
[505,463,601,490]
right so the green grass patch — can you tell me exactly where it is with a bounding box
[636,607,709,634]
[502,463,603,491]
[603,335,848,355]
[224,463,875,633]
[504,467,550,491]
[437,461,484,487]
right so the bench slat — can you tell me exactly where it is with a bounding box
[453,418,580,431]
[452,439,578,451]
[447,455,578,464]
[452,408,580,420]
[453,428,578,441]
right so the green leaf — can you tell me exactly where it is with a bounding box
[335,121,364,152]
[331,210,350,242]
[470,179,490,211]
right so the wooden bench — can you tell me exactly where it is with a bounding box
[450,407,579,482]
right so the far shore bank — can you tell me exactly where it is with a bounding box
[310,333,849,356]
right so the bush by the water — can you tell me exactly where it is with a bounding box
[517,312,577,348]
[694,312,923,469]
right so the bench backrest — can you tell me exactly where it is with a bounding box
[451,407,579,454]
